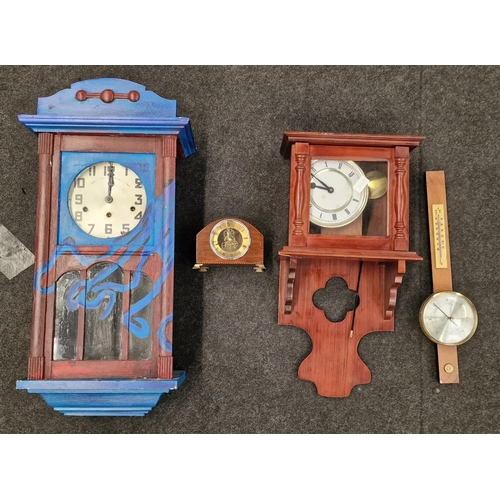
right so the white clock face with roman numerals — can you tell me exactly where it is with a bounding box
[68,161,147,239]
[310,159,369,228]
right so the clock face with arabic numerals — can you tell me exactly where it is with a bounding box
[310,159,369,228]
[67,161,147,239]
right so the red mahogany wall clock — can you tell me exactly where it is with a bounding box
[277,131,424,397]
[16,78,195,416]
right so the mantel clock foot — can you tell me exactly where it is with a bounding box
[193,263,209,272]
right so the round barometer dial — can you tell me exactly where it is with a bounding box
[419,291,478,346]
[68,161,147,239]
[310,159,369,228]
[209,219,251,260]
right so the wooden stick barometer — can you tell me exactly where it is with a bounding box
[419,171,478,383]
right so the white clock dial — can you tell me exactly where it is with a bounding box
[419,291,478,346]
[68,161,147,239]
[310,159,369,228]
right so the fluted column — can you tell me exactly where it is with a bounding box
[28,133,53,379]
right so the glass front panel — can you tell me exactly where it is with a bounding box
[53,271,80,360]
[309,159,389,237]
[83,262,124,360]
[128,271,153,360]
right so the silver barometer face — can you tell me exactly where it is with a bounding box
[310,159,369,228]
[68,161,147,239]
[419,291,478,346]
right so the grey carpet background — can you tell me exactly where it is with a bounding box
[0,65,498,434]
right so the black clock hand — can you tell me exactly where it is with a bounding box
[311,174,334,193]
[106,164,115,203]
[433,303,459,327]
[311,183,331,191]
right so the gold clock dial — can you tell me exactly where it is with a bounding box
[68,161,147,239]
[210,219,251,260]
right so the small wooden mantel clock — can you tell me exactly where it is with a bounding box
[16,78,195,416]
[277,131,424,397]
[193,218,265,272]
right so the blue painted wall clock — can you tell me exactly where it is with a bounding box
[16,78,195,416]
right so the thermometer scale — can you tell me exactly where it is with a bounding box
[432,204,448,268]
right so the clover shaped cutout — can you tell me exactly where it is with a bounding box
[312,277,359,323]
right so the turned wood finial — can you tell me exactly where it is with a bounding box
[75,89,141,103]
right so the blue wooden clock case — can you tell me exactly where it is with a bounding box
[16,78,195,416]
